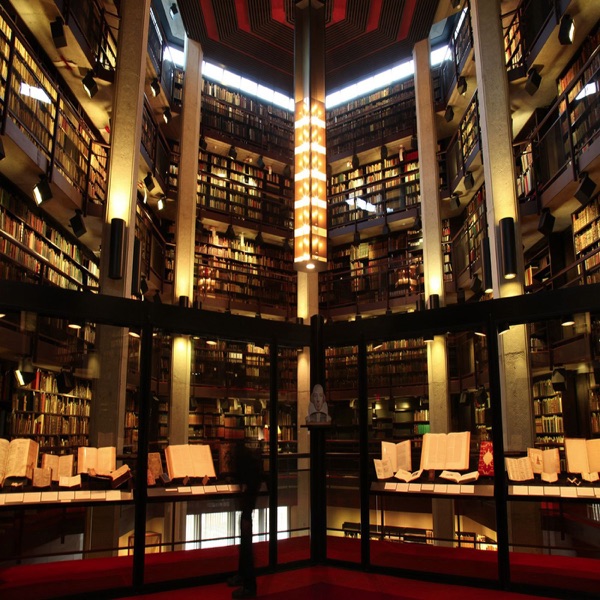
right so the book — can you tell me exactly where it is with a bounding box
[107,464,132,488]
[59,474,82,489]
[505,456,534,481]
[564,438,600,475]
[477,441,494,476]
[381,440,411,472]
[419,432,471,471]
[439,470,479,484]
[41,453,74,482]
[373,457,393,479]
[165,444,216,480]
[32,467,52,488]
[77,446,116,476]
[527,447,560,476]
[147,452,163,485]
[394,468,423,483]
[0,438,40,485]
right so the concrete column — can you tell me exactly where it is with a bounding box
[471,0,533,451]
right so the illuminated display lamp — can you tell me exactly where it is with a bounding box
[150,78,161,97]
[500,217,517,279]
[525,68,542,96]
[551,368,567,392]
[558,13,574,45]
[144,171,155,191]
[33,177,52,205]
[457,76,467,96]
[82,70,98,98]
[444,105,454,122]
[51,16,67,48]
[15,358,36,387]
[157,197,164,211]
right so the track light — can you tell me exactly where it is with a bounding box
[163,107,171,123]
[525,68,541,96]
[33,177,52,204]
[464,171,474,190]
[500,217,517,279]
[15,358,36,387]
[351,154,360,170]
[574,172,596,204]
[199,136,208,151]
[169,3,179,18]
[444,105,454,122]
[457,76,467,96]
[82,70,98,98]
[256,155,265,169]
[558,13,574,45]
[51,17,67,48]
[69,210,86,238]
[150,78,161,97]
[424,332,434,343]
[144,172,155,191]
[537,208,555,236]
[228,145,237,159]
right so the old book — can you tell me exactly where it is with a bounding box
[165,444,216,480]
[0,438,39,485]
[394,468,423,483]
[527,447,560,476]
[108,464,132,489]
[419,431,471,471]
[439,470,479,484]
[59,474,82,489]
[381,439,411,472]
[505,456,534,481]
[478,441,494,476]
[41,453,74,482]
[564,438,600,475]
[32,466,52,488]
[373,457,393,479]
[77,446,116,476]
[147,452,163,485]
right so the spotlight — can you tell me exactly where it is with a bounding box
[51,16,67,48]
[82,70,98,98]
[558,13,574,45]
[144,171,155,191]
[15,358,36,387]
[169,3,179,18]
[199,136,208,151]
[500,217,517,279]
[150,78,161,97]
[525,68,541,96]
[69,210,86,238]
[464,171,474,190]
[424,332,434,343]
[444,105,454,122]
[33,177,52,205]
[574,172,596,204]
[228,145,237,159]
[162,107,171,123]
[256,155,265,169]
[457,76,467,96]
[351,154,360,170]
[537,208,555,236]
[561,315,575,327]
[449,193,461,210]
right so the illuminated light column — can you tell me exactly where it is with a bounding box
[294,0,327,273]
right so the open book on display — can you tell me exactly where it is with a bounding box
[0,438,39,485]
[41,453,74,482]
[381,440,411,473]
[394,468,423,483]
[77,446,117,476]
[419,431,470,471]
[439,470,479,484]
[564,438,600,476]
[165,444,216,480]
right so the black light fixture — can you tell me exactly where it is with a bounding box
[457,76,467,96]
[256,155,265,169]
[150,78,161,97]
[470,274,482,294]
[537,208,555,236]
[33,177,52,205]
[428,293,440,309]
[199,136,208,151]
[282,237,292,252]
[283,164,291,178]
[464,171,474,190]
[51,16,67,48]
[69,210,86,238]
[410,134,418,150]
[382,220,391,236]
[228,145,237,159]
[353,226,361,246]
[225,223,237,241]
[525,68,542,96]
[0,136,5,161]
[558,13,574,45]
[449,193,461,210]
[551,368,567,392]
[169,3,179,18]
[140,276,149,295]
[481,236,494,294]
[500,216,517,279]
[424,332,434,343]
[380,145,388,160]
[144,171,155,191]
[574,172,596,204]
[179,295,190,308]
[162,107,171,123]
[444,105,454,122]
[255,231,264,247]
[56,370,75,394]
[108,217,126,280]
[15,357,36,387]
[351,154,360,170]
[82,70,98,98]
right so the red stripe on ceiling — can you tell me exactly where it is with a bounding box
[201,0,219,39]
[366,0,382,32]
[271,0,290,26]
[398,0,416,41]
[331,0,347,24]
[236,0,251,32]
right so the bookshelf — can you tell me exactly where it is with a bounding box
[459,91,480,166]
[10,369,93,453]
[391,397,430,449]
[589,387,600,437]
[532,376,564,450]
[573,195,600,285]
[442,218,453,283]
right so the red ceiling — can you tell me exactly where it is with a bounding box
[177,0,440,93]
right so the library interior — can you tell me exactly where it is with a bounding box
[1,0,600,598]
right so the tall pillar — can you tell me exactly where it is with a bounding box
[414,38,453,547]
[470,0,533,451]
[89,0,151,557]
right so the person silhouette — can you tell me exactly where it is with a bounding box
[306,383,331,423]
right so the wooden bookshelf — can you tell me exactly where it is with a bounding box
[532,376,565,450]
[573,194,600,285]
